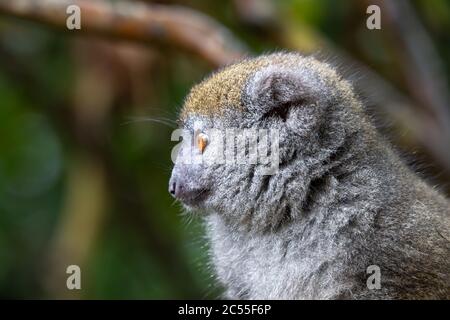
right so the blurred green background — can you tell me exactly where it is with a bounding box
[0,0,449,299]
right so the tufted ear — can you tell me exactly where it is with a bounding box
[245,66,318,119]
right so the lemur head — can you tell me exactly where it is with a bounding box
[169,52,369,232]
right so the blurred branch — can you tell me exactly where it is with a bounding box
[375,0,450,130]
[232,0,276,29]
[371,0,450,170]
[0,0,245,67]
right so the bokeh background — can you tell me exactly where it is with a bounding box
[0,0,448,299]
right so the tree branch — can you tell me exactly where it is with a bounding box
[0,0,246,67]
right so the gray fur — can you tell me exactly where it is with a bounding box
[169,52,450,299]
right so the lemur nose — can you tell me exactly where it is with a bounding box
[169,176,186,199]
[169,180,176,196]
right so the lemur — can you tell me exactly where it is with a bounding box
[168,52,450,299]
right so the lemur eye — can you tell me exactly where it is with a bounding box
[196,132,209,153]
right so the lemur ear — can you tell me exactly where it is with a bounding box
[245,66,315,117]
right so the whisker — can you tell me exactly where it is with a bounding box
[120,116,177,128]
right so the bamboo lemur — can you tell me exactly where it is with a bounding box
[168,52,450,299]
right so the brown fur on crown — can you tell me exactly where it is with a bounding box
[180,52,348,121]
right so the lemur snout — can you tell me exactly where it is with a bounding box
[168,176,182,198]
[168,175,208,206]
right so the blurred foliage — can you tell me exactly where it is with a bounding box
[0,0,449,299]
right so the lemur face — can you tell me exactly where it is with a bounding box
[169,52,361,228]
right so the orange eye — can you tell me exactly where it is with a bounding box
[196,132,209,153]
